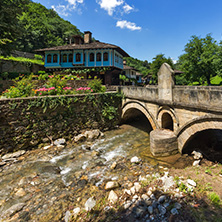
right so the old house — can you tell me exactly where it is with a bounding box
[36,31,129,85]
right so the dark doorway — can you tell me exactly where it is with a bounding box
[162,113,174,131]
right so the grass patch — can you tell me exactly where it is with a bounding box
[0,55,44,66]
[208,192,221,207]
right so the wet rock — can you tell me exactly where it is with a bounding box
[43,145,53,150]
[171,208,178,215]
[2,203,25,218]
[110,161,117,170]
[85,197,96,211]
[14,188,26,197]
[54,138,66,146]
[0,161,6,167]
[108,190,118,204]
[105,181,120,190]
[134,206,145,218]
[174,202,182,209]
[131,156,141,164]
[77,179,88,188]
[74,134,86,143]
[158,205,166,215]
[64,210,71,222]
[148,206,153,214]
[85,129,101,140]
[2,150,26,160]
[191,151,203,160]
[158,195,166,204]
[152,200,158,209]
[187,179,196,187]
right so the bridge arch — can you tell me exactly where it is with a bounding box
[177,116,222,153]
[122,101,158,130]
[156,106,179,132]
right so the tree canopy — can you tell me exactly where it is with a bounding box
[0,0,29,56]
[150,54,174,84]
[178,34,221,85]
[0,0,82,55]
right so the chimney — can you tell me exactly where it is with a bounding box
[84,31,92,44]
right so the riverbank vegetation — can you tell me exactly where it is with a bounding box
[1,73,106,98]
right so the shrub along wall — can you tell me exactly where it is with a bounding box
[0,92,122,154]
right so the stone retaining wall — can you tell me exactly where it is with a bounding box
[0,59,44,73]
[0,93,122,154]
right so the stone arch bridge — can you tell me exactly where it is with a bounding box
[119,63,222,156]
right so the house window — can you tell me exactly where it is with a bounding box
[68,54,73,63]
[53,54,58,63]
[76,53,81,62]
[47,54,51,63]
[103,52,108,61]
[90,53,94,62]
[96,53,101,62]
[63,54,67,63]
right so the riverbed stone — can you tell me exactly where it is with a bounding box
[148,206,153,214]
[54,138,66,146]
[64,210,71,222]
[3,203,25,218]
[193,160,201,166]
[134,182,141,192]
[110,161,117,169]
[131,156,141,164]
[187,179,196,187]
[108,190,118,204]
[2,150,26,160]
[73,207,81,216]
[14,188,26,197]
[85,197,96,211]
[84,129,101,140]
[105,181,120,190]
[158,195,166,204]
[191,151,203,160]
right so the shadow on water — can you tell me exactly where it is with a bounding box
[182,129,222,163]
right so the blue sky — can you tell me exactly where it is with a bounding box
[33,0,222,62]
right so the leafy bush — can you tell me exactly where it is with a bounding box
[88,78,106,93]
[3,75,36,98]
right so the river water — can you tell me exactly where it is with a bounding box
[0,121,193,221]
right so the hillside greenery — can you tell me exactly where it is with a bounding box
[0,0,82,55]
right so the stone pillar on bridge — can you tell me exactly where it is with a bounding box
[150,63,178,156]
[158,63,174,101]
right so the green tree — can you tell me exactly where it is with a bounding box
[150,54,174,84]
[16,2,82,52]
[178,34,219,85]
[0,0,29,56]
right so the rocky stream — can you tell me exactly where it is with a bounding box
[0,123,221,222]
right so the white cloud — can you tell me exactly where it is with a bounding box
[97,0,124,16]
[52,5,69,16]
[116,20,141,31]
[66,0,84,7]
[52,0,84,16]
[123,3,133,14]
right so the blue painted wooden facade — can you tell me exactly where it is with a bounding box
[44,49,123,70]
